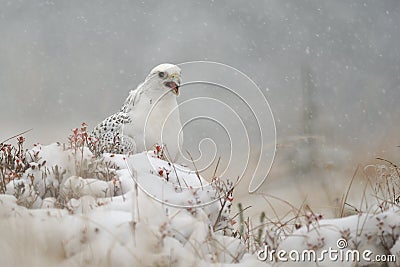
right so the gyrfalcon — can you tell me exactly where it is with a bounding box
[92,63,183,161]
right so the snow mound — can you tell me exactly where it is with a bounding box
[267,209,400,266]
[2,142,400,266]
[1,143,261,266]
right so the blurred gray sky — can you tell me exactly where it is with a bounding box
[1,0,400,187]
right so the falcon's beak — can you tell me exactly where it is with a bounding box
[164,73,181,95]
[164,81,180,95]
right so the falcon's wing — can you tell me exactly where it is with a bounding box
[120,83,144,113]
[92,111,131,138]
[91,111,134,153]
[91,83,144,154]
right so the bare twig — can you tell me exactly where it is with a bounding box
[186,150,203,190]
[1,128,33,144]
[339,165,359,217]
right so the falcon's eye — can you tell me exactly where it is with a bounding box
[158,71,166,78]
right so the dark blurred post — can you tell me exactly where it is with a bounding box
[301,64,318,175]
[300,64,333,201]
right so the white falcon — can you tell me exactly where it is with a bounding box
[92,63,183,160]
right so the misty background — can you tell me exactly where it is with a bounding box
[1,0,400,215]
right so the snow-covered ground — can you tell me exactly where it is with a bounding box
[1,141,400,266]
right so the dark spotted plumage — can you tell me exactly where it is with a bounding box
[91,111,136,154]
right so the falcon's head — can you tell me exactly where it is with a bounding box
[146,63,182,96]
